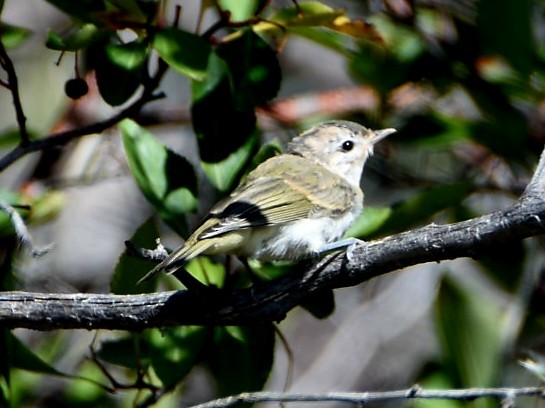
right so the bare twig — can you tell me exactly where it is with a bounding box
[0,37,30,145]
[0,89,165,173]
[0,199,54,258]
[187,386,545,408]
[0,42,170,173]
[125,239,168,262]
[1,166,545,330]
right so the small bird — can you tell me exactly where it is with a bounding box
[139,120,395,284]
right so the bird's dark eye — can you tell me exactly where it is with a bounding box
[341,140,354,151]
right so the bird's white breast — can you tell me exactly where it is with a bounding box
[242,206,361,261]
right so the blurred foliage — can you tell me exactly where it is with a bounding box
[1,0,545,406]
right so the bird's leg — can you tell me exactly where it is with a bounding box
[316,237,364,262]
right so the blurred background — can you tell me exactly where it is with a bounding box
[1,0,545,406]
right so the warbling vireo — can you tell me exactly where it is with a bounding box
[139,120,395,283]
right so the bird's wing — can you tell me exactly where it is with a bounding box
[198,164,358,240]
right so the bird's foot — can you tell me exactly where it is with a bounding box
[316,237,365,262]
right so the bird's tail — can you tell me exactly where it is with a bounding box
[137,239,215,284]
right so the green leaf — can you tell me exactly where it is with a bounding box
[218,0,260,22]
[185,257,227,288]
[89,41,146,106]
[153,28,211,81]
[0,24,31,49]
[289,26,356,54]
[105,40,148,70]
[45,24,104,51]
[477,0,534,76]
[300,289,335,319]
[358,183,474,239]
[201,131,258,191]
[8,333,66,377]
[192,52,257,164]
[208,324,275,397]
[217,29,281,111]
[120,119,199,236]
[0,188,23,238]
[44,0,107,23]
[96,335,150,368]
[435,278,503,392]
[149,326,208,389]
[411,370,464,408]
[268,1,345,27]
[111,218,160,293]
[344,206,392,239]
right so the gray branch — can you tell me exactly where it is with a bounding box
[1,148,545,331]
[188,386,545,408]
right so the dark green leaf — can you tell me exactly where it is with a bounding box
[300,289,335,319]
[0,23,31,49]
[477,0,534,76]
[8,332,66,377]
[217,29,281,110]
[44,0,107,24]
[120,119,198,236]
[208,324,275,397]
[96,335,150,368]
[347,182,474,239]
[45,24,105,51]
[192,52,257,164]
[435,278,503,391]
[90,40,144,106]
[245,140,282,174]
[111,218,160,293]
[153,28,211,81]
[149,326,208,389]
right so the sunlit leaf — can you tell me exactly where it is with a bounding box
[345,206,393,239]
[105,40,148,70]
[90,40,143,106]
[201,132,258,191]
[45,24,104,51]
[218,0,260,22]
[185,257,227,287]
[0,24,31,49]
[153,28,211,81]
[120,119,199,236]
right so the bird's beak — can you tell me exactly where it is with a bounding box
[372,128,396,144]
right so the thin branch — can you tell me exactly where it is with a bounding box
[0,37,30,145]
[1,178,545,330]
[0,50,170,174]
[0,142,544,331]
[187,386,545,408]
[0,90,164,173]
[0,199,54,258]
